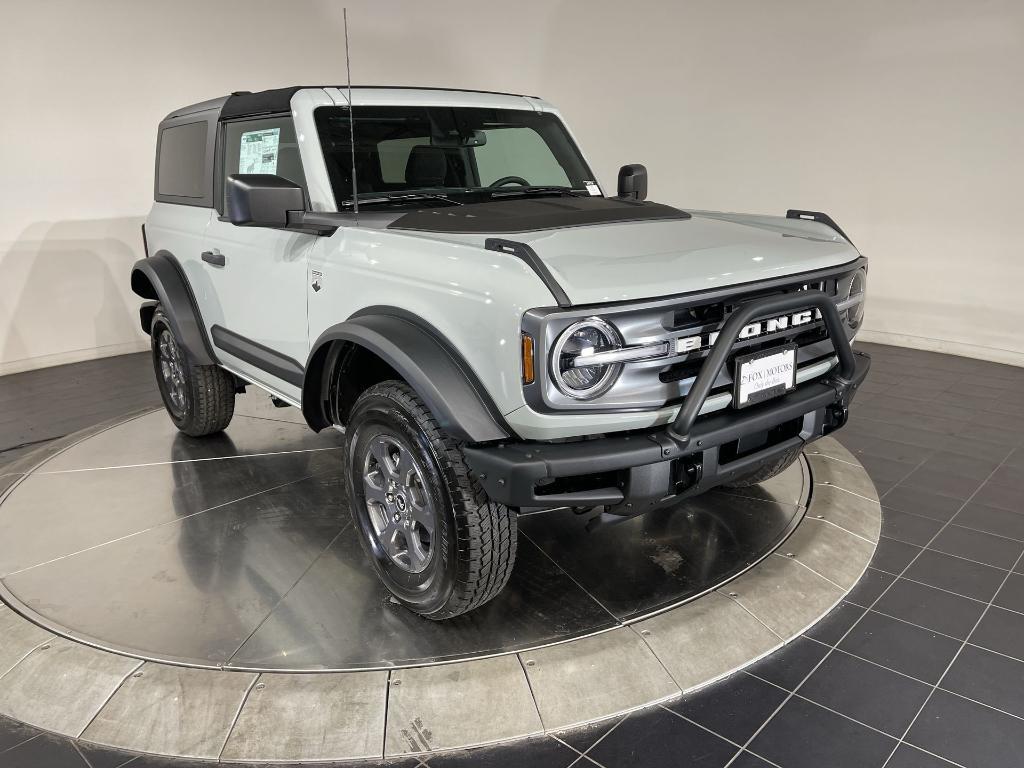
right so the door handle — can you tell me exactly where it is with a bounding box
[201,251,226,267]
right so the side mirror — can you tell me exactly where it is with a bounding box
[617,164,648,201]
[226,174,304,227]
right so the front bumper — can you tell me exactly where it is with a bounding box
[464,351,869,512]
[464,289,870,514]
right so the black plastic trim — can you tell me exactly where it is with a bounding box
[485,238,572,308]
[463,352,870,509]
[303,313,510,443]
[786,209,856,249]
[210,326,305,388]
[669,290,856,443]
[130,252,217,366]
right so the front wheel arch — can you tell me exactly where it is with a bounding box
[302,314,512,444]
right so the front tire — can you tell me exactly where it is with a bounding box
[344,381,517,620]
[150,307,235,437]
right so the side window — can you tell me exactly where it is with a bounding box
[220,116,307,210]
[156,121,209,199]
[474,127,571,187]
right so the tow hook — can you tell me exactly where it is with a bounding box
[827,403,850,430]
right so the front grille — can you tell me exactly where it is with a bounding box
[658,278,836,387]
[524,259,862,414]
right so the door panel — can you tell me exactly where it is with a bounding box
[201,219,315,401]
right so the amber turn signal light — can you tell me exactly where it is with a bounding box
[521,333,535,384]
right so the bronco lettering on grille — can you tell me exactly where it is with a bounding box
[675,308,823,354]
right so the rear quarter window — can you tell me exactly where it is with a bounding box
[156,120,212,204]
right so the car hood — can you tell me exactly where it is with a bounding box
[401,209,861,306]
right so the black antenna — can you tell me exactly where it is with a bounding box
[343,8,358,223]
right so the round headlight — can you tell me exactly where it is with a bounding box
[550,317,622,400]
[847,268,866,329]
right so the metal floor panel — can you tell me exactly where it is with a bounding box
[0,392,807,671]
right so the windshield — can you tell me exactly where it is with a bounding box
[314,105,599,207]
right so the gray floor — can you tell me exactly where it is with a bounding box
[2,342,1023,768]
[0,400,805,671]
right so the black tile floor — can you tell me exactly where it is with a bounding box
[2,342,1024,768]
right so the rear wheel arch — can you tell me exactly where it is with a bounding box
[130,251,217,366]
[302,312,512,444]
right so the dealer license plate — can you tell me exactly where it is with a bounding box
[734,344,797,409]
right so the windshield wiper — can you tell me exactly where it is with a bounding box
[341,191,463,208]
[487,186,589,199]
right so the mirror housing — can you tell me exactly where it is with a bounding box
[617,164,648,201]
[226,174,305,227]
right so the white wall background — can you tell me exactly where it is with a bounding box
[2,0,1022,375]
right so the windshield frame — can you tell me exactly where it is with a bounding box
[313,105,600,209]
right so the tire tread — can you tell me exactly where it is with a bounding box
[358,381,517,619]
[151,306,235,437]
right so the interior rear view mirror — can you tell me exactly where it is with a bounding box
[226,174,305,227]
[617,164,648,201]
[432,129,487,147]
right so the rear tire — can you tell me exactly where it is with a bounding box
[724,444,803,488]
[344,380,517,620]
[150,306,235,437]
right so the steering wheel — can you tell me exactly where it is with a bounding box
[489,175,530,187]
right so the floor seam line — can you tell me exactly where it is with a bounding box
[859,571,996,606]
[77,657,146,739]
[3,472,321,578]
[879,540,1024,767]
[515,652,547,732]
[218,672,262,760]
[224,522,350,668]
[725,443,1016,768]
[775,552,850,591]
[813,482,879,504]
[814,515,878,545]
[0,634,58,686]
[380,669,392,760]
[519,530,622,624]
[35,445,342,475]
[719,593,786,641]
[857,447,1020,768]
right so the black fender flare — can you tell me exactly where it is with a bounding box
[303,312,512,444]
[130,251,217,366]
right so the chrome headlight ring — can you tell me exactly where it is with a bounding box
[549,317,624,400]
[845,267,867,330]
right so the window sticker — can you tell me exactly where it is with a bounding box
[239,127,281,174]
[584,181,602,196]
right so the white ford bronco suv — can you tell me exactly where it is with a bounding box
[133,86,870,619]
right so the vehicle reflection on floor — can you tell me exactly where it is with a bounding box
[0,392,805,671]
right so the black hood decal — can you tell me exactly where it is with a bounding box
[387,196,690,235]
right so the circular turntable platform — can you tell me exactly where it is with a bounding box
[0,391,881,762]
